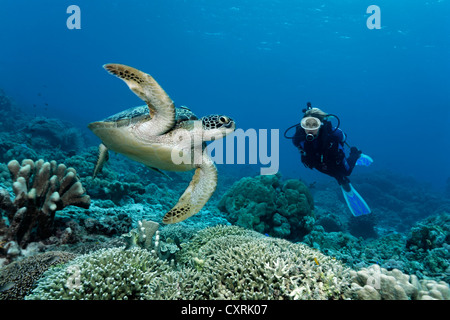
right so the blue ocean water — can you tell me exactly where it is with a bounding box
[1,0,449,188]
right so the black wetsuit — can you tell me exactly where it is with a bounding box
[292,121,360,187]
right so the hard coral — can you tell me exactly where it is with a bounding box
[0,251,76,300]
[218,175,314,240]
[176,225,352,300]
[26,226,353,300]
[350,264,450,300]
[25,247,189,300]
[22,117,85,152]
[0,159,91,247]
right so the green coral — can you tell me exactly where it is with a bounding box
[218,175,314,240]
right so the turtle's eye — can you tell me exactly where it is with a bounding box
[219,116,229,124]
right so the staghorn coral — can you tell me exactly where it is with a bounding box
[25,247,197,300]
[0,159,91,247]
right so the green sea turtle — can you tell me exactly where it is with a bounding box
[88,64,235,224]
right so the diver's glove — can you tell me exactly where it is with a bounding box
[348,147,362,166]
[350,146,362,157]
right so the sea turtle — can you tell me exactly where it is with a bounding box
[88,64,235,224]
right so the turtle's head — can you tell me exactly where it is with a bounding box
[201,114,235,141]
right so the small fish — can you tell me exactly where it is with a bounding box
[314,257,320,266]
[0,282,15,292]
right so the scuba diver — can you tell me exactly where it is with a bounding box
[285,102,373,216]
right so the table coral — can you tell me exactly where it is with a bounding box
[0,159,91,247]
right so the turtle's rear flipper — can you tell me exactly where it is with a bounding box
[162,150,217,224]
[93,143,109,179]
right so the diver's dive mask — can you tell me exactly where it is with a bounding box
[301,116,321,141]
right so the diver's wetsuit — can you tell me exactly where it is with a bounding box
[292,122,360,188]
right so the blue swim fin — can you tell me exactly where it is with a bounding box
[341,183,371,216]
[356,154,373,167]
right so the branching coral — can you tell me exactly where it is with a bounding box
[0,159,91,247]
[0,251,76,300]
[176,225,352,300]
[21,225,449,300]
[24,226,352,300]
[25,247,196,300]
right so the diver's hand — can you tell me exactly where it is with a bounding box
[350,146,362,156]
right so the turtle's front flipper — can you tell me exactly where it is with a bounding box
[162,150,217,224]
[93,143,109,179]
[103,64,176,135]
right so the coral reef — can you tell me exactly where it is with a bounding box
[25,225,353,300]
[122,220,160,251]
[0,251,76,300]
[351,171,446,232]
[1,89,449,300]
[217,174,315,240]
[304,212,450,284]
[10,225,450,300]
[348,214,378,239]
[25,247,187,300]
[22,117,86,152]
[350,264,450,300]
[176,225,351,300]
[0,159,91,248]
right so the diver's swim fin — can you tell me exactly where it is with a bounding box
[341,183,371,216]
[356,153,373,167]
